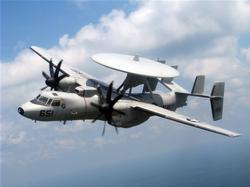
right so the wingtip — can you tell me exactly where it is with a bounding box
[229,133,240,137]
[30,46,36,51]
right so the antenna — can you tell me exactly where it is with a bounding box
[133,54,139,61]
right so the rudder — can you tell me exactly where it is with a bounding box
[210,82,225,121]
[192,75,205,94]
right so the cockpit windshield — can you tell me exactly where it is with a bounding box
[31,95,50,106]
[31,94,61,107]
[38,96,48,103]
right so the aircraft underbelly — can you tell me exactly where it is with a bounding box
[114,108,150,128]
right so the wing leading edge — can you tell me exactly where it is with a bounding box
[132,102,240,137]
[30,46,96,87]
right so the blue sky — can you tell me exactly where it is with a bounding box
[1,1,136,60]
[1,1,250,187]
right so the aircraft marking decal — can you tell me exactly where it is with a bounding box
[39,110,54,117]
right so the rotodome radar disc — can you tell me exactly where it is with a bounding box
[91,53,179,78]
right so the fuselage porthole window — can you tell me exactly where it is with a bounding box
[52,100,61,107]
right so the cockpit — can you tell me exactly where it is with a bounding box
[30,94,61,107]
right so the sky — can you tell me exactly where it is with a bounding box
[1,1,250,187]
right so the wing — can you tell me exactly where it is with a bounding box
[30,46,71,75]
[30,46,95,86]
[131,102,240,137]
[30,46,140,96]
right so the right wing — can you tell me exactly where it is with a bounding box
[30,46,95,86]
[131,102,240,137]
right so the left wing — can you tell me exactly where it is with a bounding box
[30,46,141,97]
[30,46,71,76]
[131,102,240,137]
[30,46,96,87]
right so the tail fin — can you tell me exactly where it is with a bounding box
[210,82,225,121]
[161,77,225,120]
[191,75,205,94]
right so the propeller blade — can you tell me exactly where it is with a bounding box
[114,126,119,134]
[111,94,124,107]
[40,86,48,91]
[91,81,123,135]
[49,59,54,77]
[102,122,107,136]
[106,81,113,103]
[92,113,103,123]
[96,85,104,104]
[42,71,50,80]
[57,74,67,82]
[54,60,63,79]
[91,102,101,109]
[106,113,113,125]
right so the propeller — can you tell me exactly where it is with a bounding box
[91,82,125,136]
[41,59,68,90]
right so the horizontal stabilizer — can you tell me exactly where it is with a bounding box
[169,77,225,121]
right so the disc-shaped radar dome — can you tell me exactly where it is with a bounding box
[91,53,179,78]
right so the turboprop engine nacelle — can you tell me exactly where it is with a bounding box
[59,77,76,87]
[58,77,79,92]
[75,86,98,97]
[111,101,150,128]
[158,92,176,107]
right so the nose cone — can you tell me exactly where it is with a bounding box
[18,101,43,120]
[18,107,24,115]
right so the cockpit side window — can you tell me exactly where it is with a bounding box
[52,100,61,107]
[31,95,49,106]
[47,99,53,105]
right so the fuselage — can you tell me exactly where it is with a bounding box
[18,68,182,128]
[18,90,152,128]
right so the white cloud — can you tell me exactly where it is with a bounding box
[55,139,77,151]
[130,131,144,139]
[0,122,27,145]
[1,49,46,88]
[241,47,250,62]
[53,120,94,133]
[183,57,240,80]
[93,137,115,148]
[2,1,250,91]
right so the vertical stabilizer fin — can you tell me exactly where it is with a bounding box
[210,82,225,121]
[192,75,205,94]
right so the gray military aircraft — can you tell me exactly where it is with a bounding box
[18,46,240,137]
